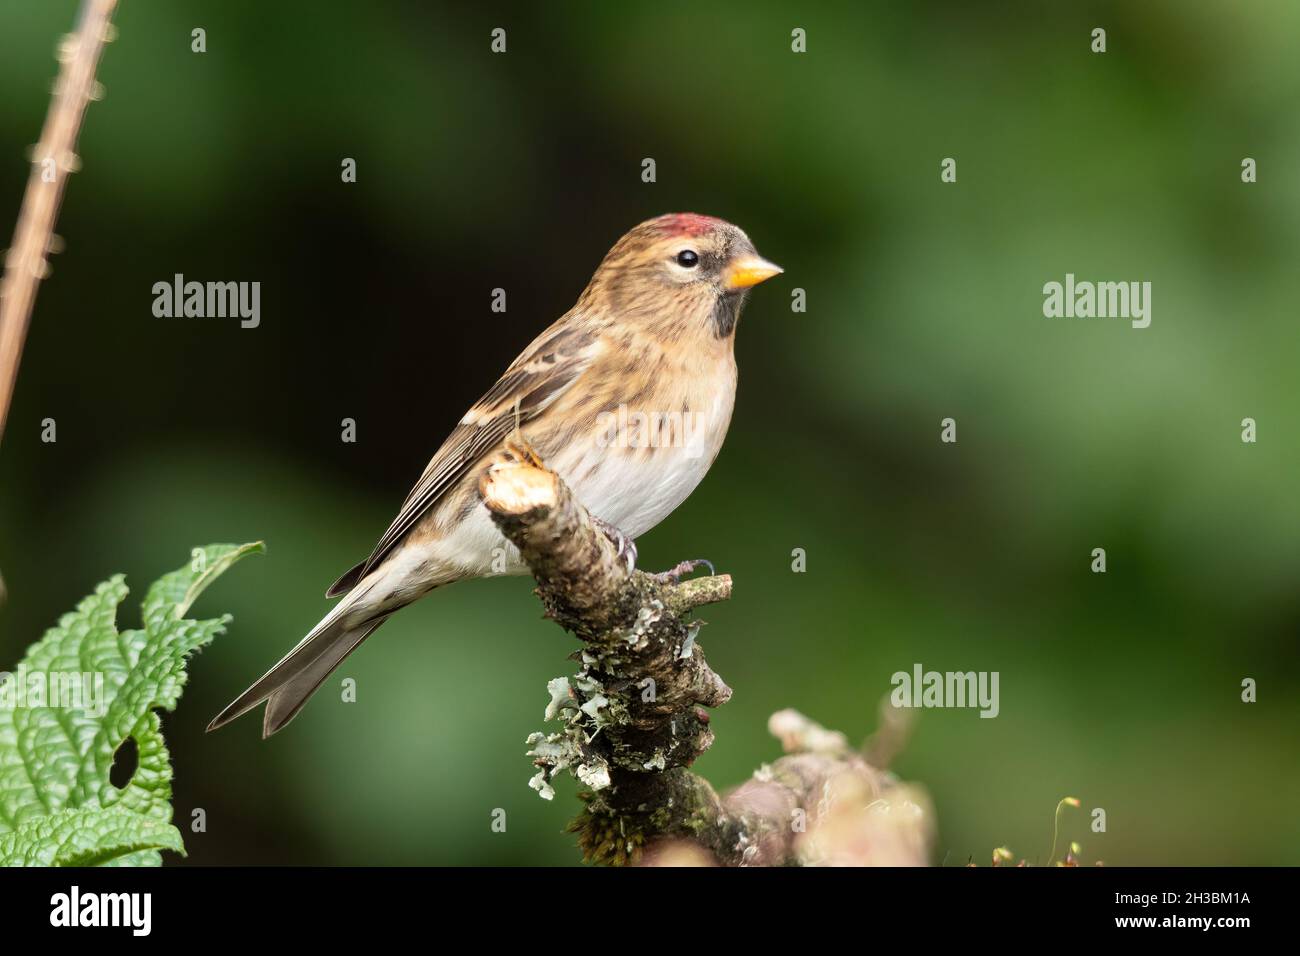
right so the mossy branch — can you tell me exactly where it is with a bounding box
[479,451,933,866]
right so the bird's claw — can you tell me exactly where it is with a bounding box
[502,432,545,470]
[650,558,716,584]
[591,519,715,582]
[593,518,637,572]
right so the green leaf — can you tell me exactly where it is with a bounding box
[0,807,185,867]
[0,542,262,867]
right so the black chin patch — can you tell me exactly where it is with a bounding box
[712,292,744,338]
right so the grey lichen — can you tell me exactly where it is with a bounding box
[543,677,576,721]
[679,620,701,660]
[620,600,665,651]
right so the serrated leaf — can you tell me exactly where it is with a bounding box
[0,807,184,866]
[0,542,262,866]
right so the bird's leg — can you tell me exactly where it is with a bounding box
[649,558,716,584]
[591,516,637,572]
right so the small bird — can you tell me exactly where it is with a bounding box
[208,213,781,737]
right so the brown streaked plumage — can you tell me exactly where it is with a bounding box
[208,213,781,737]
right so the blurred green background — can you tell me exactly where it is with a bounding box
[2,0,1298,865]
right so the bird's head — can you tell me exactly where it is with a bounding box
[580,213,782,338]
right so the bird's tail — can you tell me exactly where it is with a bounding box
[206,598,390,738]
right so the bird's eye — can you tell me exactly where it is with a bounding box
[675,250,699,268]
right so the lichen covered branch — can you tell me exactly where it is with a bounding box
[480,452,932,866]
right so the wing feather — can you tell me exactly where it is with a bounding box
[346,322,601,585]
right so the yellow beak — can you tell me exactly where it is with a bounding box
[723,255,783,290]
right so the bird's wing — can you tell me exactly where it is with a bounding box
[330,321,602,594]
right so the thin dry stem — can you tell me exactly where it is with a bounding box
[0,0,118,441]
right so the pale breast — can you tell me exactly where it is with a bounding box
[548,349,737,538]
[401,333,739,585]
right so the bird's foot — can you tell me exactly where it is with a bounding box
[592,517,638,572]
[501,431,545,469]
[650,558,716,584]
